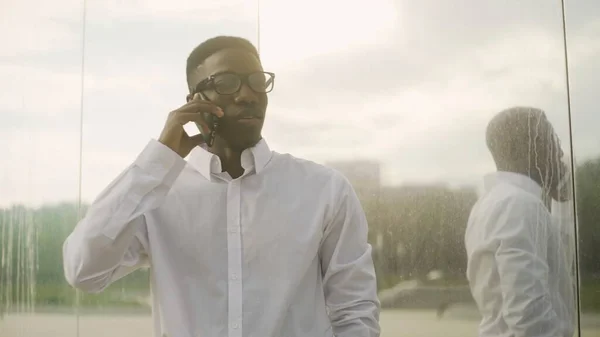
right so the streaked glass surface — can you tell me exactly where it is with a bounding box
[0,0,84,336]
[564,1,600,336]
[258,1,579,336]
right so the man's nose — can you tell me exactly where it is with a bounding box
[234,83,258,105]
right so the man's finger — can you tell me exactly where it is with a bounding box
[174,112,207,126]
[188,133,206,146]
[175,103,224,117]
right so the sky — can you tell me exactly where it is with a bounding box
[0,0,598,207]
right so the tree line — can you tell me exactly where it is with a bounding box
[1,157,599,309]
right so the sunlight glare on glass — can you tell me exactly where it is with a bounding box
[259,0,400,66]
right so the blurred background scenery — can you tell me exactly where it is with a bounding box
[1,0,599,336]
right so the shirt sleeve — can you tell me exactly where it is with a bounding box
[319,176,381,337]
[62,139,186,293]
[494,196,560,337]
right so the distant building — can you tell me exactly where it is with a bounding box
[326,160,381,189]
[325,160,381,198]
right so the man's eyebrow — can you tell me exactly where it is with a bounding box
[195,65,231,78]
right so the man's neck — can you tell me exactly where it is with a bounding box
[497,163,543,186]
[208,139,249,179]
[211,148,243,179]
[497,165,554,208]
[207,136,264,179]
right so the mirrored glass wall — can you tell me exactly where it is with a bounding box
[259,1,579,336]
[1,0,598,336]
[0,0,85,336]
[565,0,600,336]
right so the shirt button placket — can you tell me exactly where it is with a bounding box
[227,179,243,337]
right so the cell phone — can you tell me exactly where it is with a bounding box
[195,92,220,147]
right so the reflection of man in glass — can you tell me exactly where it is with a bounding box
[62,36,380,337]
[465,107,575,337]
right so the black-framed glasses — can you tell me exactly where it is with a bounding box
[195,71,275,95]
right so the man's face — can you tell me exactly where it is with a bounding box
[532,116,565,194]
[189,48,269,150]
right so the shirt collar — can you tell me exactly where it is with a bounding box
[187,138,272,180]
[483,171,543,199]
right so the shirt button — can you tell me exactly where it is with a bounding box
[231,274,238,280]
[232,323,239,329]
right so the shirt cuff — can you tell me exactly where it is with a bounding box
[135,139,187,188]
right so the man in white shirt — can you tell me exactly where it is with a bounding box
[62,36,380,337]
[465,107,576,337]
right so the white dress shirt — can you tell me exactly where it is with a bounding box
[465,172,575,337]
[63,139,380,337]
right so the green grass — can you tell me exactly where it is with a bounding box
[3,282,150,311]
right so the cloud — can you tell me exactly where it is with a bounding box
[1,0,599,206]
[563,19,600,163]
[0,129,81,207]
[0,0,82,58]
[0,0,265,206]
[259,0,398,66]
[87,0,257,23]
[264,25,574,179]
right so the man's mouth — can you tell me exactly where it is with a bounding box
[236,107,264,120]
[236,111,264,121]
[237,115,263,125]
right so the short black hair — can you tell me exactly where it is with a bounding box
[186,36,260,91]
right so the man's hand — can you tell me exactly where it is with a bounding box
[158,94,224,158]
